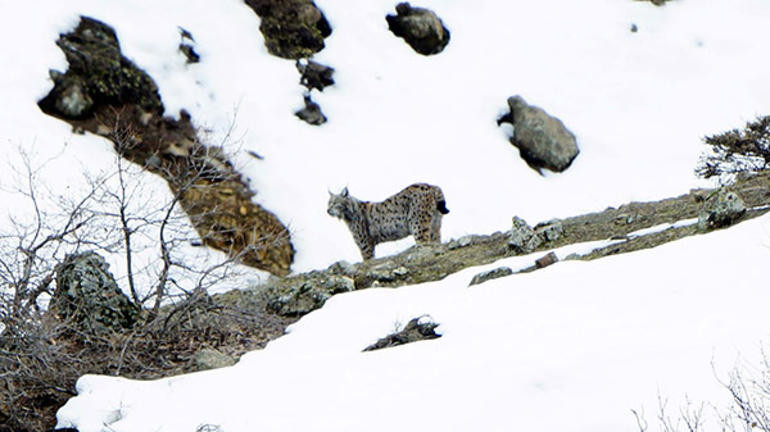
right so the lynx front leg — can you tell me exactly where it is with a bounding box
[357,238,375,260]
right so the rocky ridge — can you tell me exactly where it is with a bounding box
[217,170,770,317]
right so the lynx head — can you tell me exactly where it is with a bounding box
[327,187,352,219]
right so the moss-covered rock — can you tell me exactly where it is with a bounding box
[244,0,332,59]
[38,16,295,275]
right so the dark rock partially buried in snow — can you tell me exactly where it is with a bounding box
[697,189,746,231]
[297,59,335,91]
[498,95,580,173]
[295,93,327,125]
[363,316,441,351]
[51,251,140,334]
[386,2,450,55]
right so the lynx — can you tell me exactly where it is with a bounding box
[327,183,450,260]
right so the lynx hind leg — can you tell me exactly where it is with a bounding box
[430,212,442,243]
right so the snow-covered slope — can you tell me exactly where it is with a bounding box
[56,213,770,432]
[4,0,770,279]
[2,0,770,430]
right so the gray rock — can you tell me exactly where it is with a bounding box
[498,95,579,173]
[386,2,450,55]
[697,189,746,231]
[535,219,564,242]
[266,274,354,316]
[195,348,236,371]
[509,216,538,252]
[469,266,514,286]
[51,251,140,334]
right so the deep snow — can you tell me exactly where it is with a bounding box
[1,0,769,430]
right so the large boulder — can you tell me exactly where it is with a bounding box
[244,0,332,59]
[51,252,140,334]
[37,17,163,119]
[498,95,580,173]
[386,2,450,55]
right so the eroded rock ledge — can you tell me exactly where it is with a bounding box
[38,16,295,275]
[222,170,770,317]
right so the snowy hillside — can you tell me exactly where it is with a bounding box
[57,214,770,432]
[1,0,770,430]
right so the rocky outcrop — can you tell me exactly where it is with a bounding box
[38,16,295,276]
[498,95,580,173]
[244,0,332,59]
[363,316,441,351]
[242,170,770,318]
[51,252,139,334]
[697,189,746,231]
[509,217,564,253]
[386,2,450,55]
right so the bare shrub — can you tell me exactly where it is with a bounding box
[697,116,770,182]
[0,142,290,431]
[634,352,770,432]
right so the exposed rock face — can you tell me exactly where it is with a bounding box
[386,2,450,55]
[38,16,295,276]
[51,252,139,334]
[697,189,746,230]
[469,266,513,286]
[244,0,332,59]
[363,316,441,351]
[498,95,579,173]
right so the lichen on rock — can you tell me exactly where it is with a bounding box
[498,95,580,173]
[244,0,332,59]
[51,251,140,334]
[386,2,450,55]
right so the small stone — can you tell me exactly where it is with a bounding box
[195,348,236,371]
[535,252,558,268]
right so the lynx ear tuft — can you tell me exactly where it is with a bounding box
[341,187,349,197]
